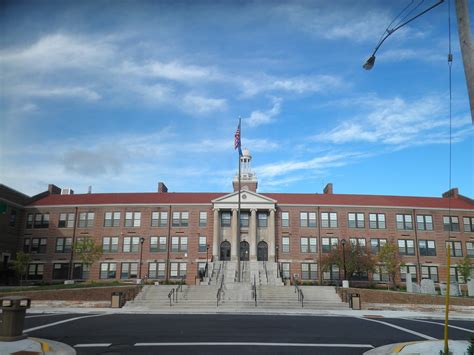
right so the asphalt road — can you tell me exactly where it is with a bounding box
[10,313,474,354]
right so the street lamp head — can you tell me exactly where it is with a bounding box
[341,239,346,246]
[363,55,376,70]
[140,237,145,244]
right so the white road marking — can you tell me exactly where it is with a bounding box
[134,342,374,348]
[401,318,474,333]
[26,314,71,319]
[359,317,436,340]
[74,343,112,348]
[24,314,107,332]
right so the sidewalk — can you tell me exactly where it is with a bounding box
[365,340,471,355]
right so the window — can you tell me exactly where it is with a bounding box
[199,236,207,252]
[301,263,317,280]
[400,265,417,282]
[416,215,433,231]
[34,213,50,228]
[300,237,317,253]
[464,217,474,232]
[282,237,290,253]
[150,236,167,252]
[171,236,188,252]
[123,237,140,252]
[398,239,415,256]
[370,238,387,255]
[281,212,289,227]
[102,237,119,253]
[100,263,116,279]
[125,212,141,227]
[73,263,90,279]
[467,242,474,257]
[419,240,436,256]
[172,211,188,227]
[23,239,30,253]
[349,238,366,253]
[281,263,290,279]
[421,266,438,282]
[121,262,138,279]
[446,241,463,257]
[170,262,187,278]
[148,262,166,279]
[322,237,338,253]
[9,209,17,227]
[31,238,47,254]
[369,213,386,229]
[240,212,249,228]
[348,213,365,228]
[451,266,474,283]
[323,265,340,281]
[221,212,231,227]
[53,263,69,280]
[199,212,208,227]
[151,211,168,227]
[78,212,94,228]
[396,214,413,230]
[104,212,121,227]
[300,212,316,228]
[372,265,389,282]
[59,213,75,228]
[26,213,34,229]
[27,264,44,280]
[443,216,460,232]
[55,237,72,253]
[321,212,338,228]
[257,212,268,227]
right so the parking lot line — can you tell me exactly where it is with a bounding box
[134,342,375,348]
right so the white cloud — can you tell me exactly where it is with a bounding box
[183,94,227,114]
[12,85,101,101]
[244,98,282,127]
[380,48,445,63]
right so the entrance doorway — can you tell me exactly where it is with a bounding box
[240,241,249,261]
[220,241,231,261]
[257,241,268,261]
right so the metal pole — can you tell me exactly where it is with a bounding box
[237,117,242,282]
[68,207,78,280]
[341,239,347,280]
[444,244,451,354]
[138,237,145,279]
[455,0,474,123]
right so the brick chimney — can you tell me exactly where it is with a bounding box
[157,182,168,193]
[442,187,459,199]
[48,184,61,195]
[323,183,333,194]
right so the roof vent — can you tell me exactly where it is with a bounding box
[61,188,74,195]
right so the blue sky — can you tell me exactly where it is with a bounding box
[1,0,473,197]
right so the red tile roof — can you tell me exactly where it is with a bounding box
[27,191,474,210]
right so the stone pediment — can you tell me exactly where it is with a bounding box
[212,190,276,210]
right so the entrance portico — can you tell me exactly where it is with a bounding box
[212,190,277,262]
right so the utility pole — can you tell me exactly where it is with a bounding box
[455,0,474,123]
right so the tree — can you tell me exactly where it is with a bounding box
[378,241,404,290]
[457,255,473,295]
[73,237,103,280]
[10,251,31,286]
[321,243,376,282]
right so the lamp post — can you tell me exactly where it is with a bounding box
[206,244,210,277]
[138,237,145,280]
[341,239,347,282]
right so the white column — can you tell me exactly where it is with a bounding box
[213,208,219,259]
[231,209,238,259]
[250,209,257,260]
[268,209,276,260]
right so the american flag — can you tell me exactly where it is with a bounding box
[234,123,241,150]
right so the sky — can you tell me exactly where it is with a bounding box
[0,0,473,198]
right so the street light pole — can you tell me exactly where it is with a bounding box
[206,244,209,277]
[341,239,347,281]
[138,237,145,280]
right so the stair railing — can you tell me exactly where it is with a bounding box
[252,274,257,307]
[263,261,268,283]
[294,276,304,308]
[216,262,225,307]
[168,288,175,307]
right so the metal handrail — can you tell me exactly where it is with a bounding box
[263,261,268,283]
[294,276,304,308]
[252,274,257,307]
[216,262,225,307]
[168,288,175,307]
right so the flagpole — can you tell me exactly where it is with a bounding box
[237,117,242,282]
